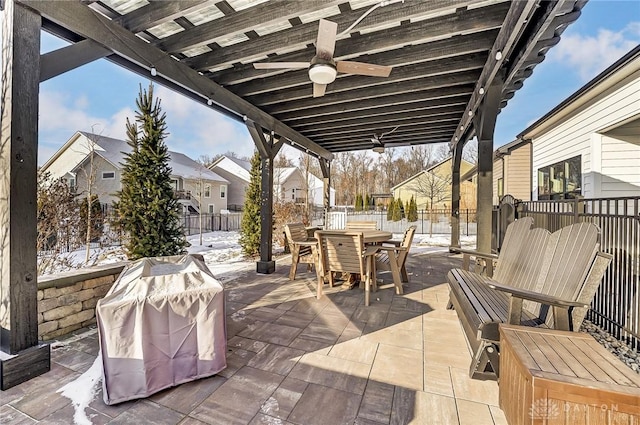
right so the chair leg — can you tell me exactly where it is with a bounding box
[289,250,299,280]
[470,341,498,380]
[389,252,403,295]
[400,265,409,283]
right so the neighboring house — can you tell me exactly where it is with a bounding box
[210,155,336,208]
[208,156,251,211]
[392,157,476,210]
[519,45,640,200]
[492,138,532,203]
[41,131,229,214]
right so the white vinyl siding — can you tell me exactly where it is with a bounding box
[532,69,640,199]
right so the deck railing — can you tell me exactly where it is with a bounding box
[518,197,640,348]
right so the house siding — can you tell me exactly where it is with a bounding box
[74,155,121,205]
[504,143,531,201]
[492,157,504,204]
[531,69,640,199]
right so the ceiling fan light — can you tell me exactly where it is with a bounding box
[372,146,385,154]
[309,63,337,85]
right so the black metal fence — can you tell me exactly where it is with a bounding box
[316,209,477,235]
[181,212,242,235]
[518,197,640,348]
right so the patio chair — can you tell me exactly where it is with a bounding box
[372,225,417,294]
[314,230,378,305]
[345,221,378,230]
[284,223,318,280]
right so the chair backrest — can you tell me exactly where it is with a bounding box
[315,230,366,276]
[397,225,417,266]
[284,223,308,243]
[345,221,378,230]
[493,217,535,282]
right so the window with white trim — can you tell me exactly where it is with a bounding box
[204,185,211,198]
[208,204,214,214]
[220,185,226,198]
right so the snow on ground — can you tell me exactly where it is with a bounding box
[40,230,477,277]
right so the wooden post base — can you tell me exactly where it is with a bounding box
[256,260,275,274]
[0,344,50,390]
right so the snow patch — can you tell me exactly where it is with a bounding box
[57,354,102,425]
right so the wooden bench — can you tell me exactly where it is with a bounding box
[499,324,640,425]
[447,221,613,380]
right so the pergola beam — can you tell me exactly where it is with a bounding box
[113,0,209,33]
[40,39,111,82]
[21,0,332,161]
[249,53,486,106]
[264,70,481,114]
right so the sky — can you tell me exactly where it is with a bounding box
[31,1,640,165]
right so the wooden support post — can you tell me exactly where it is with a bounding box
[246,121,282,274]
[0,0,51,390]
[474,75,503,254]
[319,158,330,229]
[450,141,463,251]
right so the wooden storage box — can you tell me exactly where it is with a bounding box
[499,325,640,425]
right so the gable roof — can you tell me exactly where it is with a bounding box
[209,155,251,183]
[66,132,228,182]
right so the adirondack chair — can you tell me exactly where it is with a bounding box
[447,221,612,380]
[314,230,378,305]
[345,221,378,230]
[284,223,318,280]
[458,216,535,277]
[372,225,417,295]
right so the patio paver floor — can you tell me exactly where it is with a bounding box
[0,251,507,425]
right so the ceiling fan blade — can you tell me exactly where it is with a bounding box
[336,61,392,77]
[253,62,310,69]
[313,83,327,98]
[316,19,338,59]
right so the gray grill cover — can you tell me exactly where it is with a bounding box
[97,254,226,405]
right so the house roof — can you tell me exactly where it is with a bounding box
[391,156,473,190]
[70,132,228,182]
[519,45,640,139]
[209,155,251,183]
[28,0,585,159]
[495,138,530,157]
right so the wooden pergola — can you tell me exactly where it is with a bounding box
[1,0,583,387]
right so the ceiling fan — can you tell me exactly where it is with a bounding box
[371,126,400,153]
[253,19,393,97]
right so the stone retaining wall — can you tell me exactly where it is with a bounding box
[37,263,127,340]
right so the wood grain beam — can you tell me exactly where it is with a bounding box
[290,95,469,128]
[297,106,464,135]
[275,85,474,122]
[450,0,538,147]
[264,70,481,114]
[114,0,209,33]
[305,113,460,138]
[231,31,496,96]
[155,0,344,53]
[40,38,111,81]
[21,0,332,160]
[189,2,508,71]
[246,52,486,105]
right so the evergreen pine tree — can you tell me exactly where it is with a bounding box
[355,193,363,211]
[399,197,406,219]
[407,196,418,222]
[115,83,186,260]
[239,151,262,256]
[363,193,369,210]
[387,198,395,220]
[392,197,402,221]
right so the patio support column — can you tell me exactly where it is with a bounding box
[0,0,51,390]
[474,76,503,254]
[319,158,330,229]
[450,141,464,250]
[247,120,282,274]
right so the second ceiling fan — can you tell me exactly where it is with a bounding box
[253,19,393,97]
